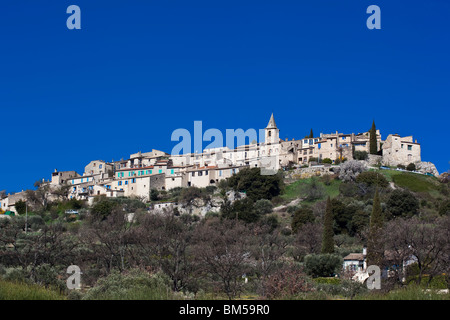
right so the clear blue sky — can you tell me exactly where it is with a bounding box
[0,0,449,193]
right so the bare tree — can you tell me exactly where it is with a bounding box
[0,218,79,282]
[383,217,448,286]
[81,209,132,273]
[292,222,323,261]
[251,225,290,296]
[193,219,252,299]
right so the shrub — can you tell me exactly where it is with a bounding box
[438,199,450,216]
[91,200,118,220]
[338,160,367,182]
[320,174,333,186]
[254,199,274,215]
[2,267,30,284]
[355,171,389,188]
[223,198,259,223]
[406,163,416,171]
[339,182,358,197]
[315,279,367,299]
[83,269,174,300]
[204,186,217,194]
[322,158,333,164]
[227,167,284,201]
[291,207,315,233]
[387,189,419,218]
[260,214,279,230]
[300,177,326,201]
[14,200,27,215]
[335,158,348,165]
[353,151,368,161]
[314,277,341,285]
[304,254,343,278]
[150,189,159,201]
[397,164,406,170]
[262,264,313,299]
[27,215,45,230]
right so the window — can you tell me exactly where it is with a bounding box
[198,171,203,176]
[219,170,222,177]
[330,144,333,147]
[99,164,102,169]
[205,170,208,175]
[171,169,174,174]
[150,170,153,174]
[81,178,83,183]
[268,131,272,137]
[304,139,308,144]
[401,144,404,149]
[159,169,162,174]
[407,145,412,151]
[125,181,128,185]
[118,181,122,186]
[192,172,195,177]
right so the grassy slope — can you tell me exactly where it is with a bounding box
[379,169,441,198]
[283,170,440,202]
[0,280,65,300]
[282,178,341,202]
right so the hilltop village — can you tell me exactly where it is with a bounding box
[0,114,439,214]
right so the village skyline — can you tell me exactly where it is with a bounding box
[1,1,449,193]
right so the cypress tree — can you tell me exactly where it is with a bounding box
[366,188,383,267]
[309,128,314,138]
[369,120,378,155]
[321,196,335,254]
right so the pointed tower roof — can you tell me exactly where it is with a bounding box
[266,113,277,129]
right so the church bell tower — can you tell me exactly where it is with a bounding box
[265,113,279,145]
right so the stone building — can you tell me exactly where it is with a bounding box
[51,170,79,186]
[382,134,421,166]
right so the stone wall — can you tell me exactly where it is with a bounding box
[284,164,337,181]
[368,155,382,166]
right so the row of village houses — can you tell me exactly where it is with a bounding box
[1,114,422,214]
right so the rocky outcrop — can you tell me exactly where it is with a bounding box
[415,161,439,176]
